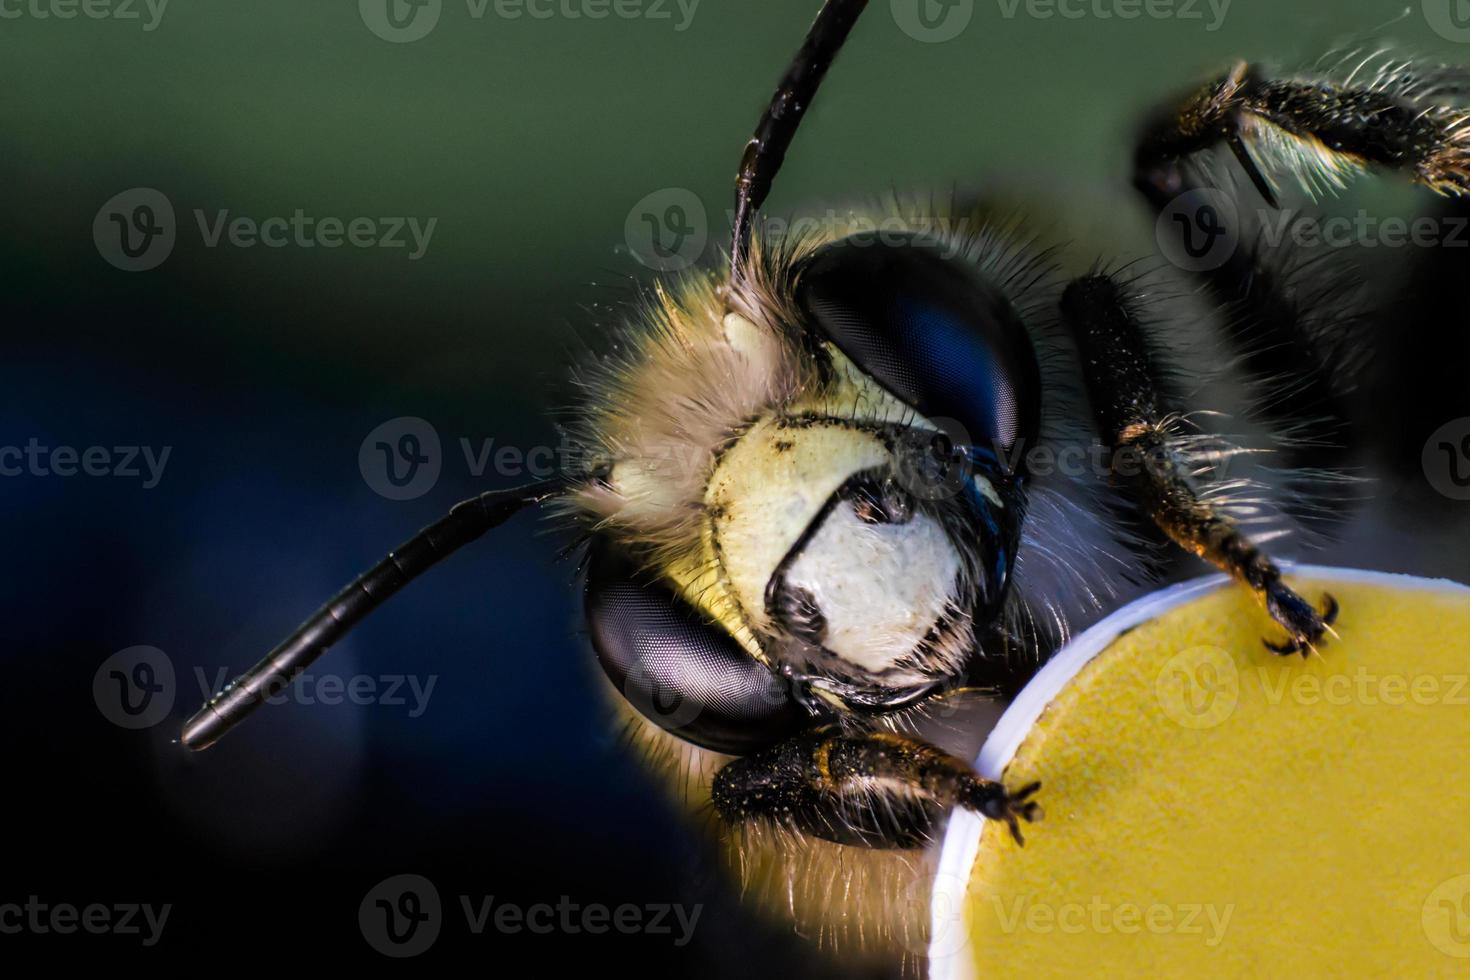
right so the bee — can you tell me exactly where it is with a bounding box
[180,0,1470,967]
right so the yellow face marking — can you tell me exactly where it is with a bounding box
[705,417,892,636]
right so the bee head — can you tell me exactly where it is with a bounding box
[584,231,1043,752]
[724,232,1039,690]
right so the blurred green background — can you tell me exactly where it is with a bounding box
[4,0,1451,417]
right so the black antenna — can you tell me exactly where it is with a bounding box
[180,479,565,751]
[730,0,869,279]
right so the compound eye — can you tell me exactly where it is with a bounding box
[585,540,808,756]
[796,232,1042,458]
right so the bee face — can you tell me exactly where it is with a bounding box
[720,234,1039,687]
[709,415,973,687]
[578,229,1042,747]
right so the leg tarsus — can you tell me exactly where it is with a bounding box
[1134,58,1470,204]
[969,780,1043,846]
[1061,273,1345,657]
[712,728,1043,849]
[1262,590,1339,657]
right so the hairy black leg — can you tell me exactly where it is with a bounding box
[1060,273,1338,656]
[1127,60,1470,485]
[1135,60,1470,205]
[711,728,1041,849]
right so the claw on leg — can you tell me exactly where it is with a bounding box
[976,780,1044,846]
[1263,590,1339,657]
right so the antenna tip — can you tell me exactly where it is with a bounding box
[179,703,227,752]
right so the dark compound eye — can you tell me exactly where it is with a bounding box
[796,232,1042,461]
[585,540,808,756]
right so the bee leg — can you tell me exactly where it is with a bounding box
[1134,59,1470,208]
[1131,68,1367,488]
[710,727,1042,849]
[1060,272,1339,656]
